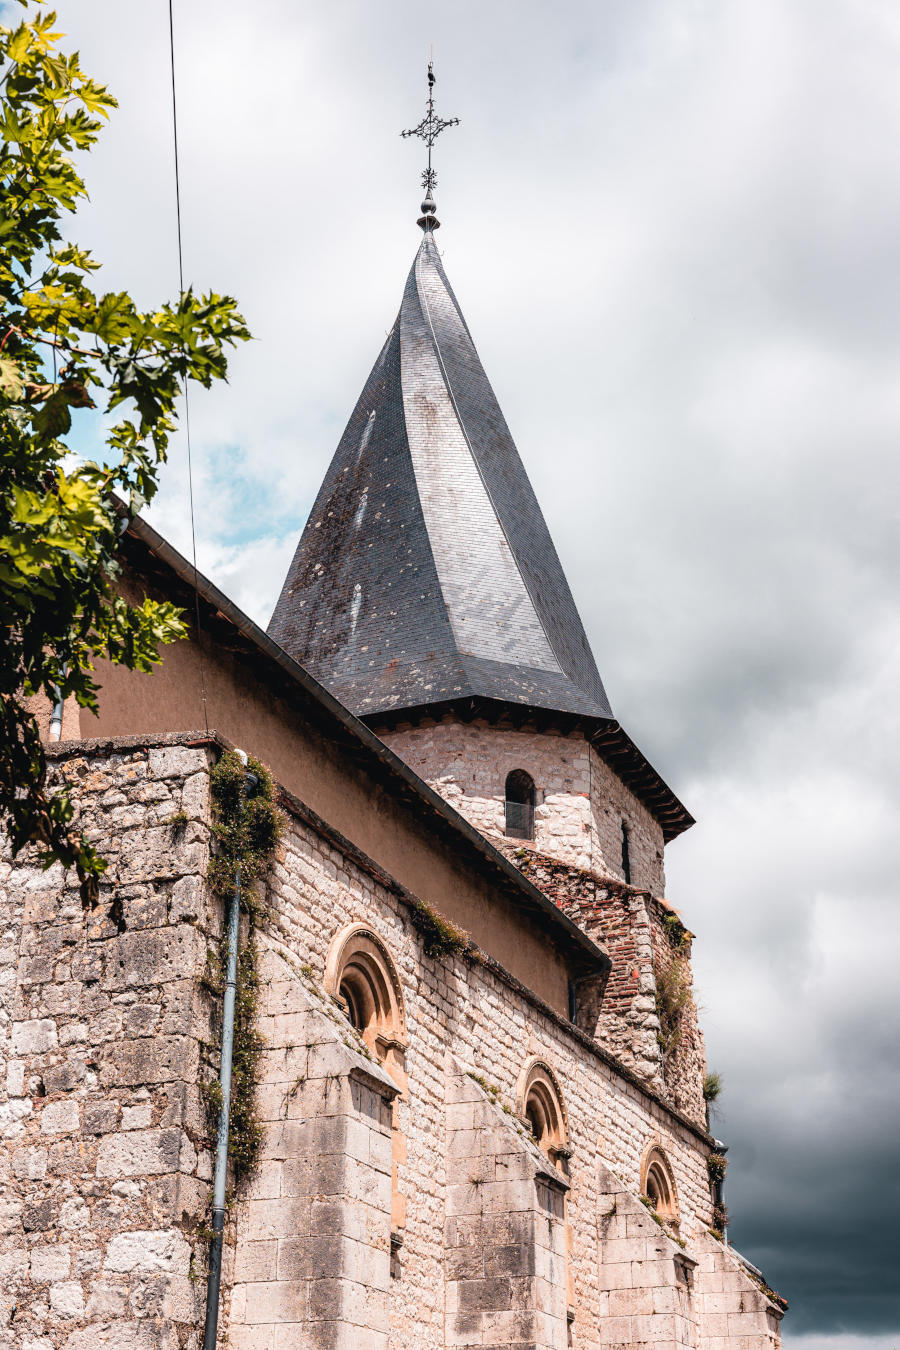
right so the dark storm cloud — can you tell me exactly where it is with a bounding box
[59,1,900,1341]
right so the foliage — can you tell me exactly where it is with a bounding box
[410,896,469,960]
[654,957,691,1059]
[201,936,265,1188]
[706,1151,728,1186]
[0,6,249,903]
[639,1192,685,1247]
[662,911,689,951]
[703,1069,722,1103]
[710,1201,729,1236]
[204,749,282,1189]
[207,750,283,915]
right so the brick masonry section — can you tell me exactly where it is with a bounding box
[499,846,707,1128]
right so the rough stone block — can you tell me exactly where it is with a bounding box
[40,1099,79,1135]
[104,1229,191,1274]
[96,1127,184,1177]
[30,1245,71,1282]
[149,746,208,780]
[100,1034,199,1086]
[11,1018,58,1055]
[49,1281,85,1316]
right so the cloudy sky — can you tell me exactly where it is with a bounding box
[52,1,900,1342]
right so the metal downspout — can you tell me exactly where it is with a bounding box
[203,749,255,1349]
[49,663,68,742]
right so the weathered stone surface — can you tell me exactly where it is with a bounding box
[96,1127,183,1178]
[12,1019,58,1055]
[0,736,779,1350]
[104,1229,191,1274]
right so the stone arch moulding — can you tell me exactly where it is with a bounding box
[516,1056,570,1168]
[640,1141,680,1230]
[324,921,408,1091]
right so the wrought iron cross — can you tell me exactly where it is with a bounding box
[401,62,459,198]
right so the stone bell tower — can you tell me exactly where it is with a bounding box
[268,213,692,903]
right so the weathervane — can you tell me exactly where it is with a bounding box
[401,61,459,231]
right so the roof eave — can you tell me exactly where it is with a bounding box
[365,695,694,843]
[120,513,610,977]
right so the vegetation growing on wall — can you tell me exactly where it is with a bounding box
[410,896,469,960]
[202,749,283,1188]
[710,1201,729,1238]
[703,1069,723,1127]
[662,911,689,951]
[654,957,691,1059]
[706,1152,728,1186]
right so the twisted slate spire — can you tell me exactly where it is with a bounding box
[268,232,614,723]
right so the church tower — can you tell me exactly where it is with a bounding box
[269,69,692,900]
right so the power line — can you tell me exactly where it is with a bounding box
[167,0,209,736]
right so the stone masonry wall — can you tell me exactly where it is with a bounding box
[596,1164,698,1349]
[378,719,666,895]
[443,1065,569,1348]
[1,737,778,1350]
[0,740,218,1350]
[647,913,707,1127]
[260,791,720,1349]
[226,940,398,1349]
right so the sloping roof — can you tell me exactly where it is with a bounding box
[268,230,613,723]
[267,230,693,841]
[117,512,609,980]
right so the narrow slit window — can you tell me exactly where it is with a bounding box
[505,770,535,840]
[621,821,631,884]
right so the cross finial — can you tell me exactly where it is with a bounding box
[401,61,459,231]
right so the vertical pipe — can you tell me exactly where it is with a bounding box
[202,750,250,1350]
[49,662,68,742]
[48,690,64,742]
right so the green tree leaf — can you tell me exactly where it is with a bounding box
[0,5,250,905]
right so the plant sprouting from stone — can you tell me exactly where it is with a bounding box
[703,1070,722,1104]
[410,897,469,961]
[0,7,250,904]
[654,958,690,1060]
[710,1201,729,1237]
[662,912,689,952]
[207,750,283,915]
[706,1152,728,1186]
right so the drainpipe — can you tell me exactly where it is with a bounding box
[203,749,257,1350]
[48,663,68,742]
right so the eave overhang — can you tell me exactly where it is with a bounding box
[119,512,611,980]
[367,695,694,844]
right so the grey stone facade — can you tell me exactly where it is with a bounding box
[0,735,784,1348]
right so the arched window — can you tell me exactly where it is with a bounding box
[505,769,536,840]
[517,1058,575,1311]
[325,923,407,1085]
[641,1144,679,1232]
[517,1058,569,1168]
